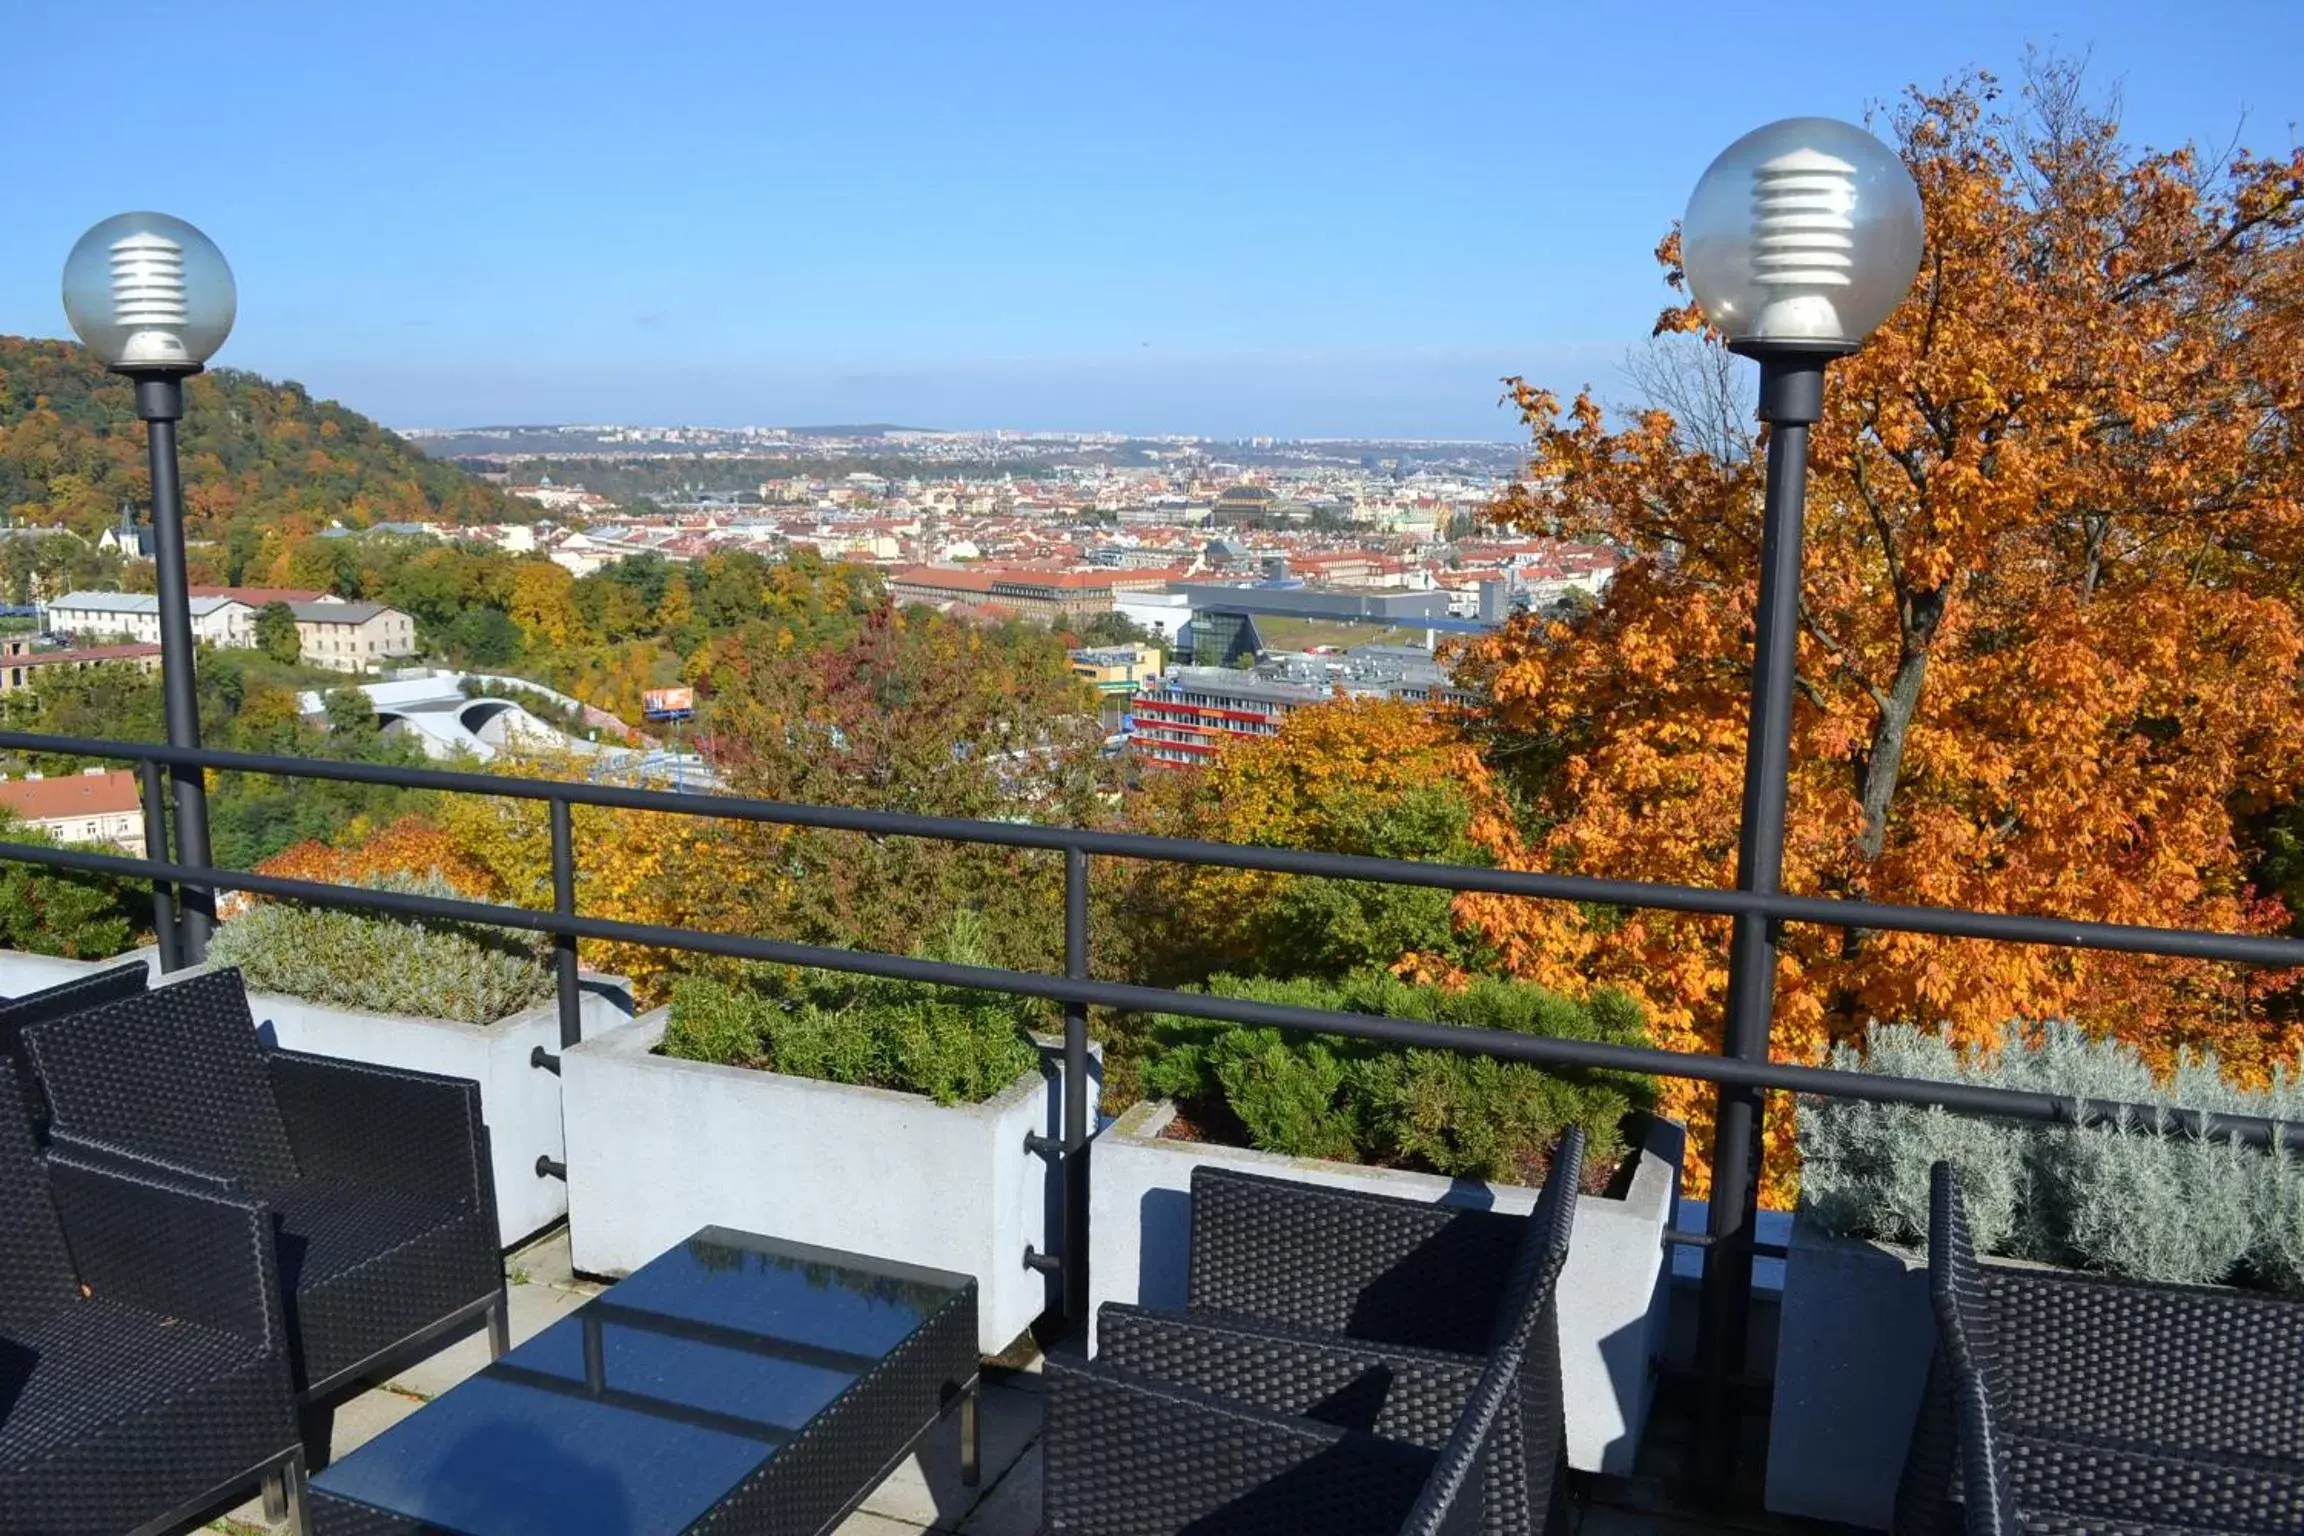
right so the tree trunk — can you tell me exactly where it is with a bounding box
[1855,587,1949,864]
[2079,513,2110,600]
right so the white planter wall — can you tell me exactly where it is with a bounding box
[1764,1223,1935,1529]
[1089,1103,1685,1475]
[563,1010,1100,1355]
[0,946,163,994]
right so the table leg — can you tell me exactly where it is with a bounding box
[262,1446,309,1535]
[960,1387,981,1487]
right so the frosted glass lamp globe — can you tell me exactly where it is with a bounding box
[1681,117,1923,351]
[61,212,237,371]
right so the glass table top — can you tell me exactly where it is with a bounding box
[310,1227,974,1535]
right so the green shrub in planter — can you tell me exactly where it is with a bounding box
[1801,1021,2304,1295]
[207,872,555,1026]
[1138,970,1652,1184]
[659,912,1046,1106]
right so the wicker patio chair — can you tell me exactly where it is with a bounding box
[1043,1129,1582,1535]
[1897,1159,2304,1535]
[21,967,508,1420]
[0,1069,305,1536]
[0,959,147,1140]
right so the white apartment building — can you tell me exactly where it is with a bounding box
[290,602,418,672]
[44,591,416,673]
[46,592,256,648]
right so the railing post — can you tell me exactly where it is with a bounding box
[136,757,180,975]
[1695,352,1828,1487]
[1062,845,1092,1333]
[551,798,582,1049]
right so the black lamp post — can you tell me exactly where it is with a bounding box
[1675,119,1924,1481]
[62,212,239,961]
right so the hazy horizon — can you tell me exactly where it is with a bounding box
[353,342,1619,442]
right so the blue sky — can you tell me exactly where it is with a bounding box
[1,2,2295,438]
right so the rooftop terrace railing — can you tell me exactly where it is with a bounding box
[3,724,2302,1486]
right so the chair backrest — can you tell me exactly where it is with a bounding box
[0,1071,78,1337]
[23,967,300,1192]
[1187,1166,1522,1356]
[1926,1161,2021,1531]
[0,960,149,1141]
[1988,1259,2304,1468]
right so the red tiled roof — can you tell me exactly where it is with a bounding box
[189,586,328,604]
[16,643,163,667]
[892,566,1126,592]
[948,600,1022,625]
[0,769,141,822]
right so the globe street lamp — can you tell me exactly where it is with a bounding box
[62,212,238,959]
[1679,118,1923,1481]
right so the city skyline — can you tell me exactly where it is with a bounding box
[1,1,2295,437]
[394,416,1539,445]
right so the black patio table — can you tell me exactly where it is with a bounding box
[307,1226,981,1535]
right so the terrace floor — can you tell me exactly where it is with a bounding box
[209,1229,1852,1536]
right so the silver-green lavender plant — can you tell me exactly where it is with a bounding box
[1799,1021,2304,1296]
[207,872,555,1026]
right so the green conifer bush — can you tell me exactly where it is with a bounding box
[657,911,1046,1106]
[1137,970,1653,1185]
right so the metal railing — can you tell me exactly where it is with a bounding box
[5,725,2303,1479]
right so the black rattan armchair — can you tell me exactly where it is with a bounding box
[0,959,147,1140]
[1044,1130,1583,1535]
[21,967,507,1422]
[1897,1159,2304,1535]
[0,1069,305,1536]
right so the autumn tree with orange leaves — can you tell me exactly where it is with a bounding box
[1455,65,2304,1179]
[254,816,497,900]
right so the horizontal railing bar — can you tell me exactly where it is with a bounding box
[1662,1230,1792,1259]
[7,728,2304,968]
[10,835,2299,1152]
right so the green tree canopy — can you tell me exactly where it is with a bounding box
[255,601,303,665]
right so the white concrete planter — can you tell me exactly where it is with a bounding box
[0,945,163,994]
[562,1009,1101,1355]
[165,961,636,1247]
[1089,1103,1684,1476]
[1764,1222,1936,1529]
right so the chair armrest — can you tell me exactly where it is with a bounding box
[266,1048,489,1211]
[1097,1303,1483,1446]
[1044,1355,1442,1536]
[1186,1167,1517,1354]
[46,1145,288,1350]
[1987,1266,2304,1468]
[46,1125,243,1195]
